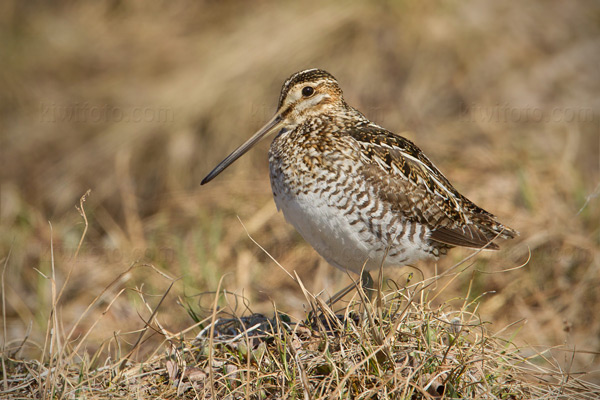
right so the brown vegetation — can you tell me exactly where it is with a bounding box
[1,1,598,398]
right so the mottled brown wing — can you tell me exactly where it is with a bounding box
[351,124,513,249]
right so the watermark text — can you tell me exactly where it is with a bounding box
[463,103,597,124]
[40,102,175,124]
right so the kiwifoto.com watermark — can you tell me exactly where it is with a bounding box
[40,102,175,123]
[462,103,597,123]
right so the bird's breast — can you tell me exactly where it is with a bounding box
[267,131,438,272]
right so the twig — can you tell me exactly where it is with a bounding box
[119,280,176,371]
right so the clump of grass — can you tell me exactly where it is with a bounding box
[167,280,600,399]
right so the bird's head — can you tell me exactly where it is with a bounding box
[201,68,344,184]
[276,68,345,124]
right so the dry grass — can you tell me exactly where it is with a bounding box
[2,212,599,398]
[1,0,599,398]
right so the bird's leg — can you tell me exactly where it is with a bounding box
[324,270,375,308]
[360,270,374,301]
[325,282,354,308]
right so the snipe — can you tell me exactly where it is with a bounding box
[202,69,517,292]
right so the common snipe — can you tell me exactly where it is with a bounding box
[202,69,517,291]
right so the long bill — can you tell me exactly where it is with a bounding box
[201,112,285,185]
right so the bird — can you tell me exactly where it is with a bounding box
[201,68,517,293]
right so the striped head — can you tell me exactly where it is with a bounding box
[276,69,345,122]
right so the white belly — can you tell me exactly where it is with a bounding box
[272,182,436,274]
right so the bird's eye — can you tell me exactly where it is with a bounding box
[301,86,314,97]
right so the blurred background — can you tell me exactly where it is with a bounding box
[1,0,598,381]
